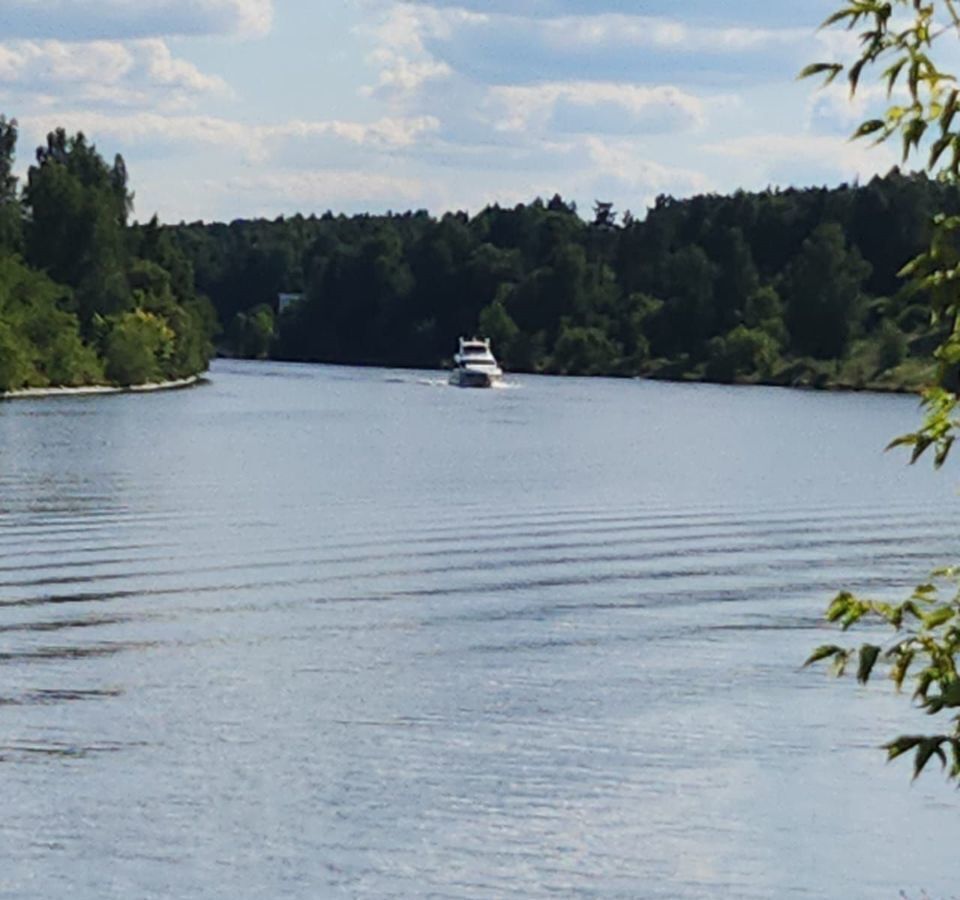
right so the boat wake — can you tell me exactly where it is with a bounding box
[385,375,520,390]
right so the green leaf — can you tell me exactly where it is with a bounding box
[930,134,952,170]
[820,10,857,29]
[934,436,955,469]
[910,434,934,464]
[913,739,947,780]
[902,118,928,161]
[869,600,896,622]
[900,600,923,622]
[940,88,959,130]
[857,644,882,683]
[915,670,935,699]
[831,650,852,678]
[886,432,918,451]
[827,591,855,622]
[922,682,960,712]
[852,118,886,139]
[799,62,844,82]
[850,57,867,95]
[841,602,867,630]
[898,252,927,277]
[890,649,915,689]
[922,606,955,629]
[884,57,909,96]
[805,644,846,667]
[885,734,923,761]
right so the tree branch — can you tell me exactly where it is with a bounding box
[945,0,960,34]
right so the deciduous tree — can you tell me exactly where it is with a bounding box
[803,0,960,782]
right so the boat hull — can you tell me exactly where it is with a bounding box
[449,369,501,388]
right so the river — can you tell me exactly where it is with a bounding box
[1,359,957,898]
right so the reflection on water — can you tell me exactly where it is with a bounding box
[0,359,958,899]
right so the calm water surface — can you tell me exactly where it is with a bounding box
[1,360,958,898]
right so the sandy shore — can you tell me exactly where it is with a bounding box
[1,374,204,400]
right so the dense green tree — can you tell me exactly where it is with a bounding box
[710,228,760,331]
[127,259,215,379]
[23,129,132,324]
[463,243,523,334]
[704,326,780,383]
[850,173,935,297]
[227,304,275,359]
[0,319,31,390]
[0,120,211,392]
[781,223,871,359]
[646,245,717,358]
[102,310,173,385]
[0,253,103,390]
[549,326,619,375]
[0,116,21,252]
[742,285,783,330]
[606,292,657,369]
[477,300,519,366]
[144,164,958,387]
[875,319,908,372]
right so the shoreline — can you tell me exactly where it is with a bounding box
[641,370,926,396]
[246,356,927,397]
[0,374,206,401]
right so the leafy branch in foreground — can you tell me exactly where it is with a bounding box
[802,0,960,465]
[805,578,960,780]
[803,0,960,782]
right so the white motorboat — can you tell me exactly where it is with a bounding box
[449,337,503,388]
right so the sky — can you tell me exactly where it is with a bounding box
[0,0,911,223]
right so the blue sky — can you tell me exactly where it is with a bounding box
[0,0,904,223]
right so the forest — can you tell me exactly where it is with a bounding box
[0,117,214,393]
[171,170,959,391]
[1,113,954,393]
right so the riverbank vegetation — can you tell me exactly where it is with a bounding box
[0,117,214,393]
[169,172,957,391]
[6,112,951,395]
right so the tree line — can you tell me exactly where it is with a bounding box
[0,117,214,393]
[167,171,958,390]
[3,114,948,393]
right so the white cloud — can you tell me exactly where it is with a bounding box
[17,112,243,160]
[1,0,273,40]
[266,116,440,149]
[360,123,714,216]
[366,56,452,97]
[220,169,424,209]
[811,25,862,61]
[138,39,226,95]
[706,132,898,183]
[359,4,465,100]
[357,4,823,98]
[14,106,439,219]
[0,39,227,110]
[18,111,440,162]
[487,82,706,134]
[370,4,487,55]
[5,2,900,222]
[805,81,903,133]
[0,40,133,84]
[585,137,710,189]
[539,14,809,53]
